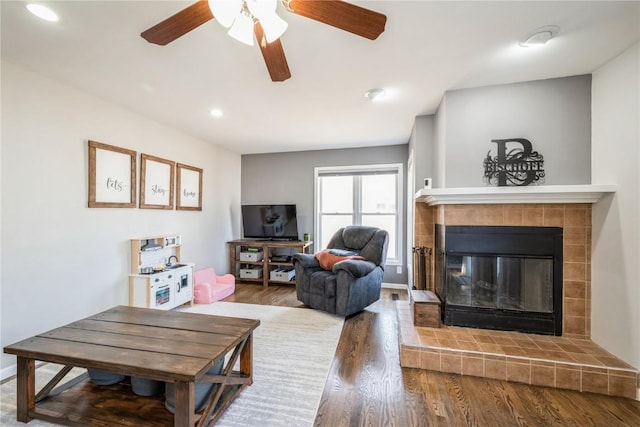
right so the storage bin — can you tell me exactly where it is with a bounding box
[240,251,263,262]
[165,357,224,414]
[269,267,295,281]
[239,266,262,279]
[87,369,126,385]
[131,376,164,396]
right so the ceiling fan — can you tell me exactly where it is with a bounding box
[141,0,387,82]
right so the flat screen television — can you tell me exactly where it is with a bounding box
[241,204,299,241]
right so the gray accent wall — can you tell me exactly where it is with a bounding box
[241,145,408,284]
[441,75,592,187]
[411,115,436,192]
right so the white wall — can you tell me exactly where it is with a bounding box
[0,61,242,377]
[591,42,640,369]
[442,75,592,187]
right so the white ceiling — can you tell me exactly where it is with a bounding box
[2,1,639,154]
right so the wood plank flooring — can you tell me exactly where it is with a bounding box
[228,283,640,426]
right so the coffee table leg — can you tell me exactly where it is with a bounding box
[174,380,195,427]
[240,333,253,386]
[16,357,35,422]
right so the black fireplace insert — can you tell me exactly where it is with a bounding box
[435,225,563,335]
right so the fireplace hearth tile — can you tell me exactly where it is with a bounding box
[440,350,463,374]
[474,335,496,344]
[498,345,527,357]
[450,329,474,339]
[609,372,638,400]
[439,339,459,349]
[506,359,531,383]
[569,353,603,365]
[531,361,555,387]
[492,336,517,346]
[396,300,639,400]
[597,355,636,369]
[582,367,609,395]
[400,347,421,368]
[420,349,441,371]
[462,355,485,377]
[480,343,503,353]
[456,340,483,351]
[484,355,507,380]
[533,340,562,351]
[511,337,539,348]
[557,342,587,353]
[556,363,581,391]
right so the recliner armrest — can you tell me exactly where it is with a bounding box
[333,259,377,278]
[292,253,320,269]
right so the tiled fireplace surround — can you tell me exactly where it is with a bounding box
[399,202,639,400]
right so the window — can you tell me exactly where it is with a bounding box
[315,164,402,265]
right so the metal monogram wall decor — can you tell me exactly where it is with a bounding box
[483,138,545,186]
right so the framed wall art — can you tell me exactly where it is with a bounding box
[140,153,175,209]
[176,163,202,211]
[88,140,136,208]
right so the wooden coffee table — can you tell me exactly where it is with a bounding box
[3,305,260,427]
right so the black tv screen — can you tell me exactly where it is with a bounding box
[241,204,299,240]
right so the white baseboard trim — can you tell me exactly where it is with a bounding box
[382,282,408,290]
[1,364,17,382]
[0,361,50,382]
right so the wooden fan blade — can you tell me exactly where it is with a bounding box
[287,0,386,40]
[141,0,214,45]
[255,23,291,82]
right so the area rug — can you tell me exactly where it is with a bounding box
[0,302,344,427]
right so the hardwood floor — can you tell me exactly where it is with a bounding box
[227,283,640,426]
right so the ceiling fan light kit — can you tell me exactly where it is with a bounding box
[247,0,286,34]
[228,10,256,45]
[208,0,241,28]
[210,0,288,46]
[256,11,288,43]
[141,0,387,82]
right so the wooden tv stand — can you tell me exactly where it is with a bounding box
[227,239,313,288]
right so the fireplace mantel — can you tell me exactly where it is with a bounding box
[415,184,616,206]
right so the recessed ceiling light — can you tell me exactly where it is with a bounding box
[26,3,59,22]
[364,88,386,102]
[210,108,224,119]
[519,25,559,48]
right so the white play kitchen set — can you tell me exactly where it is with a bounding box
[129,235,194,310]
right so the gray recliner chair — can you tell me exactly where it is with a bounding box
[292,225,389,317]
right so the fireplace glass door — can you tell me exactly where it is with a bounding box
[446,255,553,313]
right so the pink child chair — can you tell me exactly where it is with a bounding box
[193,267,235,304]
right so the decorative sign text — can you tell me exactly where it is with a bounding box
[483,138,545,187]
[94,147,132,203]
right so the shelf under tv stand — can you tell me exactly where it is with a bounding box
[227,239,313,288]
